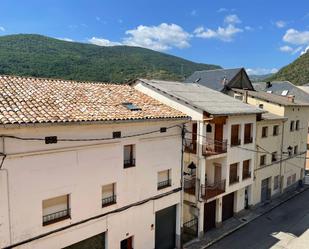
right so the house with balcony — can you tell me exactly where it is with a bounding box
[0,75,188,249]
[132,79,264,240]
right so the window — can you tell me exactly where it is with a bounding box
[292,173,296,184]
[231,124,241,146]
[124,144,136,168]
[122,102,141,111]
[229,163,239,185]
[42,194,70,226]
[271,152,277,162]
[157,169,171,190]
[244,123,253,144]
[295,120,300,130]
[259,104,264,109]
[294,145,298,155]
[274,175,279,190]
[260,155,266,166]
[287,176,292,186]
[273,125,279,136]
[281,90,289,96]
[206,123,212,133]
[102,183,116,207]
[290,121,295,131]
[121,236,133,249]
[288,146,293,157]
[262,126,268,138]
[242,160,251,179]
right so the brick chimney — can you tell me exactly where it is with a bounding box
[287,95,295,103]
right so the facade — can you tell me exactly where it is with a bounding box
[0,75,188,249]
[132,79,263,240]
[231,89,309,200]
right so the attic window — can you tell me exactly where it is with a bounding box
[122,102,142,111]
[281,90,289,96]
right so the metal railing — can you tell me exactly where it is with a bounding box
[183,218,198,243]
[124,158,136,168]
[244,136,253,144]
[229,175,240,185]
[102,195,117,207]
[231,138,241,147]
[202,140,227,157]
[184,138,197,154]
[201,179,226,200]
[184,178,196,194]
[43,208,70,225]
[242,171,251,180]
[157,179,171,190]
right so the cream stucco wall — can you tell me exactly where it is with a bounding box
[0,120,184,249]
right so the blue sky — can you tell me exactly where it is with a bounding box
[0,0,309,75]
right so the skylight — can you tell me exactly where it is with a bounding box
[281,90,289,96]
[122,102,142,111]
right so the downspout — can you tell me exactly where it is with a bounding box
[179,124,185,249]
[279,120,285,194]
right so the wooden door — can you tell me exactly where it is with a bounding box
[214,164,222,183]
[222,192,234,221]
[214,124,223,151]
[192,123,197,153]
[204,200,216,232]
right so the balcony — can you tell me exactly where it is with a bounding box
[242,171,251,180]
[184,139,197,154]
[201,180,226,201]
[244,137,253,144]
[230,138,241,147]
[157,179,171,190]
[102,195,117,207]
[202,140,227,157]
[43,209,71,226]
[124,158,135,168]
[184,178,196,195]
[229,175,239,185]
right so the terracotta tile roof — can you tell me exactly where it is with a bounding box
[0,75,187,125]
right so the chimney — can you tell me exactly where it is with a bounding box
[243,89,248,104]
[266,81,272,88]
[287,95,295,103]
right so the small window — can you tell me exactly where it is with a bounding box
[113,131,121,138]
[231,124,241,146]
[206,123,212,133]
[271,152,277,162]
[242,160,251,179]
[273,125,279,136]
[294,145,298,155]
[295,120,300,130]
[259,104,264,109]
[157,169,171,190]
[229,163,239,185]
[244,123,253,144]
[122,102,142,111]
[288,146,293,157]
[281,90,289,96]
[260,155,266,166]
[290,121,295,131]
[102,183,116,207]
[124,145,136,168]
[262,126,268,138]
[274,175,279,190]
[42,194,70,226]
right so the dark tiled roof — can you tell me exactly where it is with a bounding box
[253,81,309,103]
[0,75,187,125]
[185,68,243,91]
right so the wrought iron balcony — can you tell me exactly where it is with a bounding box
[184,139,197,154]
[242,171,251,180]
[201,179,226,200]
[202,140,227,157]
[183,217,198,243]
[184,177,196,195]
[102,195,117,207]
[244,136,253,144]
[157,179,171,190]
[231,138,241,147]
[229,175,240,185]
[43,208,70,226]
[124,158,136,168]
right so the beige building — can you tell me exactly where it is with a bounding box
[232,89,309,202]
[0,75,188,249]
[132,79,263,241]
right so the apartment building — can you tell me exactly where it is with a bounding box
[0,75,188,249]
[232,89,309,197]
[132,79,263,240]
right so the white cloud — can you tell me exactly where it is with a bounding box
[244,26,253,31]
[275,20,286,28]
[301,45,309,55]
[246,68,278,75]
[0,26,5,32]
[279,45,293,52]
[283,28,309,45]
[217,8,228,13]
[123,23,191,51]
[194,24,243,42]
[190,10,197,16]
[224,14,241,24]
[57,37,74,42]
[88,37,122,46]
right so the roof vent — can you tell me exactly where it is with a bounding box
[281,90,289,96]
[122,102,142,111]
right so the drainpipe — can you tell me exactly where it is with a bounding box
[179,124,185,249]
[279,120,285,194]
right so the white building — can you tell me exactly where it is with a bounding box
[132,79,264,239]
[0,75,188,249]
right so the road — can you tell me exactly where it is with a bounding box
[208,189,309,249]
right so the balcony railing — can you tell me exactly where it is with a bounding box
[43,208,70,226]
[229,175,239,185]
[184,178,196,195]
[231,138,241,147]
[202,140,227,157]
[183,218,198,243]
[124,158,135,168]
[201,179,226,200]
[184,139,197,154]
[157,179,171,190]
[102,195,117,207]
[242,171,251,180]
[244,136,253,144]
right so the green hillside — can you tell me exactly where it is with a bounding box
[268,52,309,85]
[0,34,220,83]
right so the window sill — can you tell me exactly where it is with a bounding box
[157,184,171,190]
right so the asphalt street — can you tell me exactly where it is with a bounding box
[208,189,309,249]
